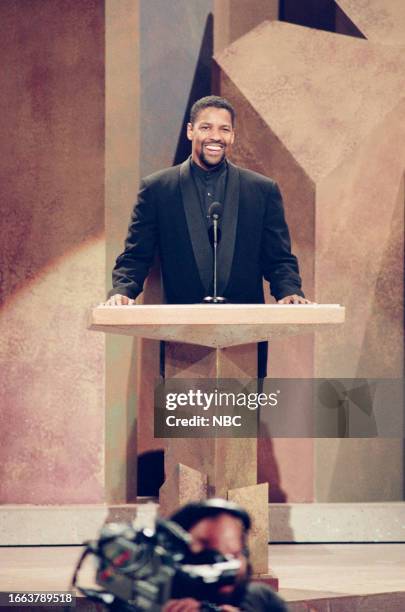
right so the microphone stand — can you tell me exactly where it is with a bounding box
[203,203,227,304]
[212,213,225,303]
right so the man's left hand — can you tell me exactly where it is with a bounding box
[277,294,312,304]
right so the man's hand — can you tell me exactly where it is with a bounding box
[277,294,312,304]
[103,294,135,306]
[162,598,201,612]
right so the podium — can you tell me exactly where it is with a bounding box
[90,303,345,578]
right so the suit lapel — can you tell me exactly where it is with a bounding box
[217,160,240,295]
[179,159,213,294]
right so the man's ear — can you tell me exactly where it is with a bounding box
[186,122,193,141]
[230,129,235,145]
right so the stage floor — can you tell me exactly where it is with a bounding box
[0,543,404,607]
[270,542,405,602]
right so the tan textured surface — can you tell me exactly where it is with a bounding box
[269,502,405,543]
[164,437,257,499]
[0,0,105,503]
[105,0,140,503]
[92,304,344,325]
[215,18,405,502]
[159,463,208,517]
[216,21,405,184]
[315,103,405,379]
[314,102,405,502]
[214,0,278,53]
[0,505,108,545]
[164,341,258,499]
[90,304,345,347]
[1,500,404,546]
[337,0,405,44]
[136,267,164,455]
[228,483,269,574]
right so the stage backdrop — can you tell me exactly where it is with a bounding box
[1,0,403,541]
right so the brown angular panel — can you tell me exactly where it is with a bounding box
[228,483,269,574]
[105,0,140,504]
[336,0,405,44]
[215,24,317,502]
[215,19,405,502]
[160,464,208,517]
[164,342,258,499]
[315,102,405,380]
[214,0,278,53]
[314,100,405,502]
[215,21,405,183]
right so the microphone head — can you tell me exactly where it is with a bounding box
[208,201,223,219]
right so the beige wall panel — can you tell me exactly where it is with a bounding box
[215,22,405,185]
[215,55,316,504]
[315,102,405,501]
[214,20,405,502]
[214,0,278,53]
[0,0,105,503]
[336,0,405,44]
[105,0,140,502]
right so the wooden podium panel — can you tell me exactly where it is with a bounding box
[90,303,345,574]
[90,303,345,347]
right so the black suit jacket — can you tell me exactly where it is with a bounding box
[110,158,303,304]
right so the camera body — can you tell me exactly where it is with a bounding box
[74,518,241,611]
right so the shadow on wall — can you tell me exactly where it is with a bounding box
[173,13,213,166]
[280,0,365,38]
[138,450,165,497]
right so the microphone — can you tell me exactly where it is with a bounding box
[207,201,223,221]
[203,202,227,304]
[207,201,222,247]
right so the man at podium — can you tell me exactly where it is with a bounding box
[105,95,309,374]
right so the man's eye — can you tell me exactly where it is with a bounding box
[200,126,209,130]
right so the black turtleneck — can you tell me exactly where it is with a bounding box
[190,157,228,226]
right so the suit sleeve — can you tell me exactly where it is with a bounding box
[108,179,158,299]
[260,181,304,300]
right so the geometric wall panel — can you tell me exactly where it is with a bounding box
[337,0,405,44]
[216,21,405,184]
[215,19,405,502]
[0,0,105,504]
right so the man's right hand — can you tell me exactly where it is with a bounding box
[103,294,136,306]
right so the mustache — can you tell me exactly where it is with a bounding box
[203,141,225,147]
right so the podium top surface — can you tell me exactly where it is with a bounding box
[89,303,345,348]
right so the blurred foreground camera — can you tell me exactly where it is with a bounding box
[72,516,241,611]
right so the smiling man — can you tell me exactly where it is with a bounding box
[106,96,308,375]
[188,100,234,168]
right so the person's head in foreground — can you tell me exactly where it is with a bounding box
[164,498,288,612]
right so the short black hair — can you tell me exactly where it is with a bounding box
[170,498,251,533]
[189,96,235,126]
